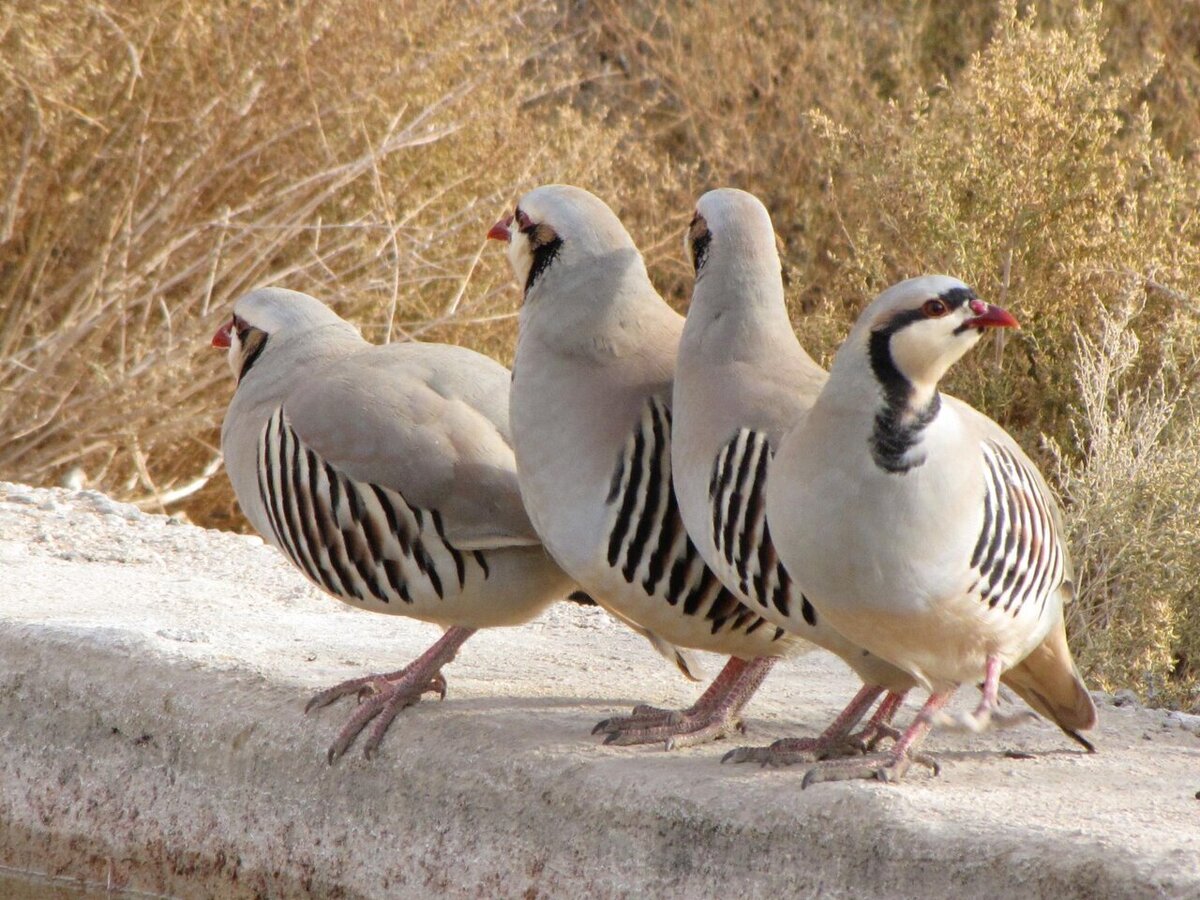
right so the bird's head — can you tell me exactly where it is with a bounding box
[211,288,352,383]
[487,184,639,300]
[847,275,1018,395]
[686,188,779,281]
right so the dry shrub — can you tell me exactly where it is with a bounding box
[1052,294,1200,707]
[0,0,653,526]
[805,3,1200,436]
[570,0,960,302]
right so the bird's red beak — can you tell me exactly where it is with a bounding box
[487,213,514,243]
[963,298,1019,330]
[212,319,234,349]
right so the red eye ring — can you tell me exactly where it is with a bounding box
[922,298,949,317]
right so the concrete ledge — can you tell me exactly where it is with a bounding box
[1,482,1198,898]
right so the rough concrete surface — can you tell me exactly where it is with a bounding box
[0,481,1197,898]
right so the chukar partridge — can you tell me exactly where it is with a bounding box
[488,184,809,749]
[672,189,916,765]
[213,287,578,762]
[767,275,1097,784]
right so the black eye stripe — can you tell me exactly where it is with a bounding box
[688,214,711,274]
[524,234,563,294]
[691,231,711,273]
[937,287,976,310]
[237,327,269,383]
[874,287,978,335]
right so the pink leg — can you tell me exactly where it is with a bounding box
[307,626,477,763]
[594,656,776,749]
[800,689,954,787]
[853,689,907,750]
[929,653,1037,733]
[723,684,895,766]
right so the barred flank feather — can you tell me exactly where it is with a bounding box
[708,428,795,620]
[256,407,487,606]
[606,400,784,640]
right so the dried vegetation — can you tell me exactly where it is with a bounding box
[2,0,1197,705]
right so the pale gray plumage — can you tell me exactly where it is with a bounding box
[766,275,1095,780]
[216,287,578,759]
[494,185,808,748]
[672,189,915,699]
[220,288,568,627]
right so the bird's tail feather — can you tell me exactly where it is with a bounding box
[566,590,598,606]
[584,600,704,682]
[618,617,704,682]
[640,629,704,682]
[1001,612,1097,750]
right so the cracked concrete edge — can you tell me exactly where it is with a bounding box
[1,482,1199,898]
[0,623,1181,900]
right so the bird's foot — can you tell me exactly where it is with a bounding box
[721,731,872,767]
[849,719,903,753]
[591,704,684,734]
[593,704,745,749]
[311,668,447,764]
[800,749,942,788]
[305,665,446,714]
[927,706,1038,734]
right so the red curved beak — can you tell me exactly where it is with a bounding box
[212,319,234,349]
[964,299,1019,330]
[487,213,514,243]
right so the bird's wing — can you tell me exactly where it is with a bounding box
[282,341,541,550]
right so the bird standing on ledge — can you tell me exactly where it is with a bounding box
[767,275,1097,784]
[213,288,577,762]
[670,189,916,766]
[491,185,811,749]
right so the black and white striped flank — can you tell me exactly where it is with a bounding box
[968,440,1066,619]
[708,428,813,625]
[604,399,786,640]
[255,406,487,605]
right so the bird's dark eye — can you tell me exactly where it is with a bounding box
[516,209,535,232]
[922,299,948,318]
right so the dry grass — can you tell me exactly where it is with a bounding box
[0,0,657,526]
[2,0,1198,705]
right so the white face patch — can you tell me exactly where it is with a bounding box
[505,222,535,287]
[226,327,244,379]
[887,310,982,390]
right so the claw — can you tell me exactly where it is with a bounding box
[308,626,475,763]
[428,672,448,702]
[722,731,871,767]
[800,749,941,788]
[594,657,776,750]
[859,720,902,751]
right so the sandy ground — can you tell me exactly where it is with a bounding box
[0,481,1197,898]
